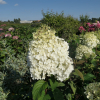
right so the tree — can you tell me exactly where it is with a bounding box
[8,20,10,22]
[79,14,90,23]
[14,18,20,23]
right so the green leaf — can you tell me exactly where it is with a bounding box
[75,69,84,81]
[43,94,51,100]
[0,51,6,57]
[75,60,85,65]
[75,38,80,44]
[91,59,97,66]
[49,79,58,92]
[96,50,100,56]
[57,82,65,87]
[84,73,96,81]
[63,77,70,82]
[68,81,76,95]
[32,80,48,100]
[53,88,64,100]
[95,56,100,59]
[92,48,96,52]
[38,90,45,100]
[65,93,72,100]
[1,59,5,62]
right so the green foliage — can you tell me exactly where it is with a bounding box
[68,81,77,95]
[41,10,81,41]
[14,18,20,23]
[84,73,96,81]
[79,14,90,23]
[53,88,64,100]
[32,80,49,100]
[1,14,100,100]
[74,69,84,81]
[0,72,10,100]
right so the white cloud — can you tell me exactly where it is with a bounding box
[14,4,18,6]
[0,0,7,4]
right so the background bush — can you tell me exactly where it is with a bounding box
[40,10,81,42]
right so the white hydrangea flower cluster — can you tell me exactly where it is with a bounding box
[80,32,100,49]
[75,32,100,60]
[75,44,96,60]
[27,24,74,82]
[84,82,100,100]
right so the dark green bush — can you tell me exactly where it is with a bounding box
[40,10,81,41]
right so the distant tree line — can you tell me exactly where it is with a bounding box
[3,14,100,24]
[7,18,21,23]
[79,14,100,23]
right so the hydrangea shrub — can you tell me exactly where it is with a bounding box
[84,82,100,100]
[27,24,74,82]
[80,32,100,49]
[75,44,96,60]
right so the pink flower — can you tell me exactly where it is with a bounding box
[8,27,14,31]
[97,21,99,23]
[88,28,95,32]
[0,28,3,30]
[96,23,100,28]
[0,33,5,39]
[5,33,12,37]
[89,24,95,28]
[86,23,91,27]
[79,26,86,33]
[1,24,6,27]
[12,36,19,40]
[92,23,97,26]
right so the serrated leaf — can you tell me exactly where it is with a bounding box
[32,80,48,100]
[75,69,84,81]
[84,73,96,81]
[53,88,64,100]
[68,81,76,95]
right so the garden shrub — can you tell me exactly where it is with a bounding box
[40,10,81,41]
[0,72,10,100]
[0,49,32,100]
[31,21,42,28]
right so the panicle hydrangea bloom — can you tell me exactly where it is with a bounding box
[12,36,19,40]
[80,32,100,49]
[27,24,74,82]
[8,27,14,32]
[0,33,5,39]
[5,33,12,37]
[0,28,3,30]
[1,24,6,27]
[84,82,100,100]
[75,44,96,60]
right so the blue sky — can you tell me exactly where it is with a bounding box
[0,0,100,21]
